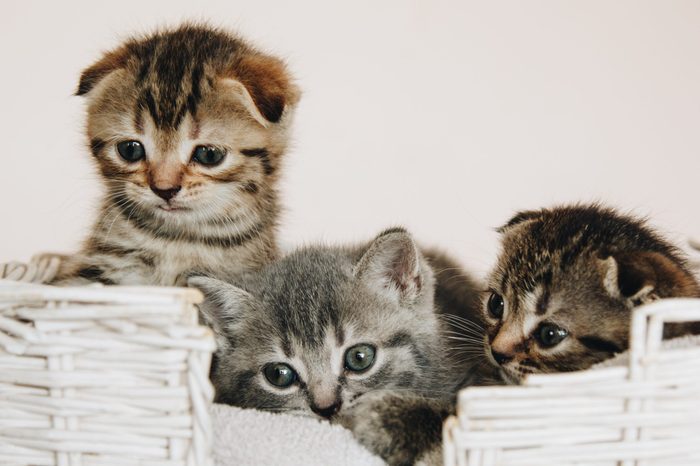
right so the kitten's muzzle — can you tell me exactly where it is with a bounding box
[151,185,181,201]
[310,400,342,419]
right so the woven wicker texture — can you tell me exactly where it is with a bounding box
[0,254,64,284]
[0,280,216,466]
[443,298,700,466]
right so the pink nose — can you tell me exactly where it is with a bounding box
[310,400,342,419]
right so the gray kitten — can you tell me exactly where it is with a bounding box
[189,228,489,464]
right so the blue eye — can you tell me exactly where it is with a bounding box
[344,344,376,372]
[192,145,226,166]
[116,140,146,163]
[263,363,297,387]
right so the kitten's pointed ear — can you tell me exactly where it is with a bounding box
[76,46,130,96]
[600,252,698,306]
[354,228,426,305]
[188,276,255,349]
[222,54,300,126]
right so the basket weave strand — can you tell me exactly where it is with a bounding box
[443,298,700,466]
[0,280,216,466]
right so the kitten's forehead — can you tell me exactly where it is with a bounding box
[240,247,425,349]
[134,66,208,131]
[127,30,238,130]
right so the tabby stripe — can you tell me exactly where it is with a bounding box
[363,363,395,388]
[128,213,270,248]
[334,323,345,346]
[243,181,259,194]
[89,242,155,267]
[77,266,115,285]
[395,371,416,388]
[386,331,413,348]
[578,336,621,354]
[90,138,106,157]
[519,359,542,369]
[114,194,272,248]
[385,332,428,371]
[536,287,550,315]
[187,65,203,116]
[143,89,159,123]
[241,148,274,175]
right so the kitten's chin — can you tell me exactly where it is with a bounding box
[498,368,524,385]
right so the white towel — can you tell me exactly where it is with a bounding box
[211,404,385,466]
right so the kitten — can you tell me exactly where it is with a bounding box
[53,24,299,286]
[189,228,486,465]
[483,204,700,384]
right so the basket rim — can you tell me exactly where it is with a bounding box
[0,279,203,305]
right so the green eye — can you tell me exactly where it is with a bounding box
[536,323,569,348]
[263,363,297,388]
[487,292,505,319]
[116,140,146,163]
[192,145,226,166]
[344,344,376,372]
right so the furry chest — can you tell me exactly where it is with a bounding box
[149,244,234,286]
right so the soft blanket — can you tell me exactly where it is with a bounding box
[211,404,385,466]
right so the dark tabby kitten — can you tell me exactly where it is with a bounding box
[53,24,299,285]
[484,204,700,384]
[189,228,487,465]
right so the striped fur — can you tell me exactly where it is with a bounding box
[190,229,486,465]
[484,204,700,384]
[53,24,299,286]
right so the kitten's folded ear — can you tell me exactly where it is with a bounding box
[600,251,699,305]
[354,228,428,305]
[187,275,255,349]
[76,46,130,96]
[221,54,300,127]
[497,209,545,234]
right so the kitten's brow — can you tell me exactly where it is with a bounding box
[385,331,413,348]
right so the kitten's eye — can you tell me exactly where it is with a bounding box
[487,293,505,319]
[192,145,226,166]
[344,344,376,372]
[263,363,297,388]
[116,140,146,163]
[536,324,569,348]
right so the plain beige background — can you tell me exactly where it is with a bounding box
[1,0,699,275]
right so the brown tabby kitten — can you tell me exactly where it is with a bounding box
[484,204,700,384]
[53,24,299,285]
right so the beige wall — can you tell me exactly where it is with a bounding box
[1,0,699,275]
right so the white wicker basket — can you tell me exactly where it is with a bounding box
[443,298,700,466]
[0,279,216,466]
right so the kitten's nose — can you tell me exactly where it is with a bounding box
[491,349,513,365]
[310,401,342,419]
[150,185,181,201]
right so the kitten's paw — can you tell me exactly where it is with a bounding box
[1,253,66,284]
[336,391,448,466]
